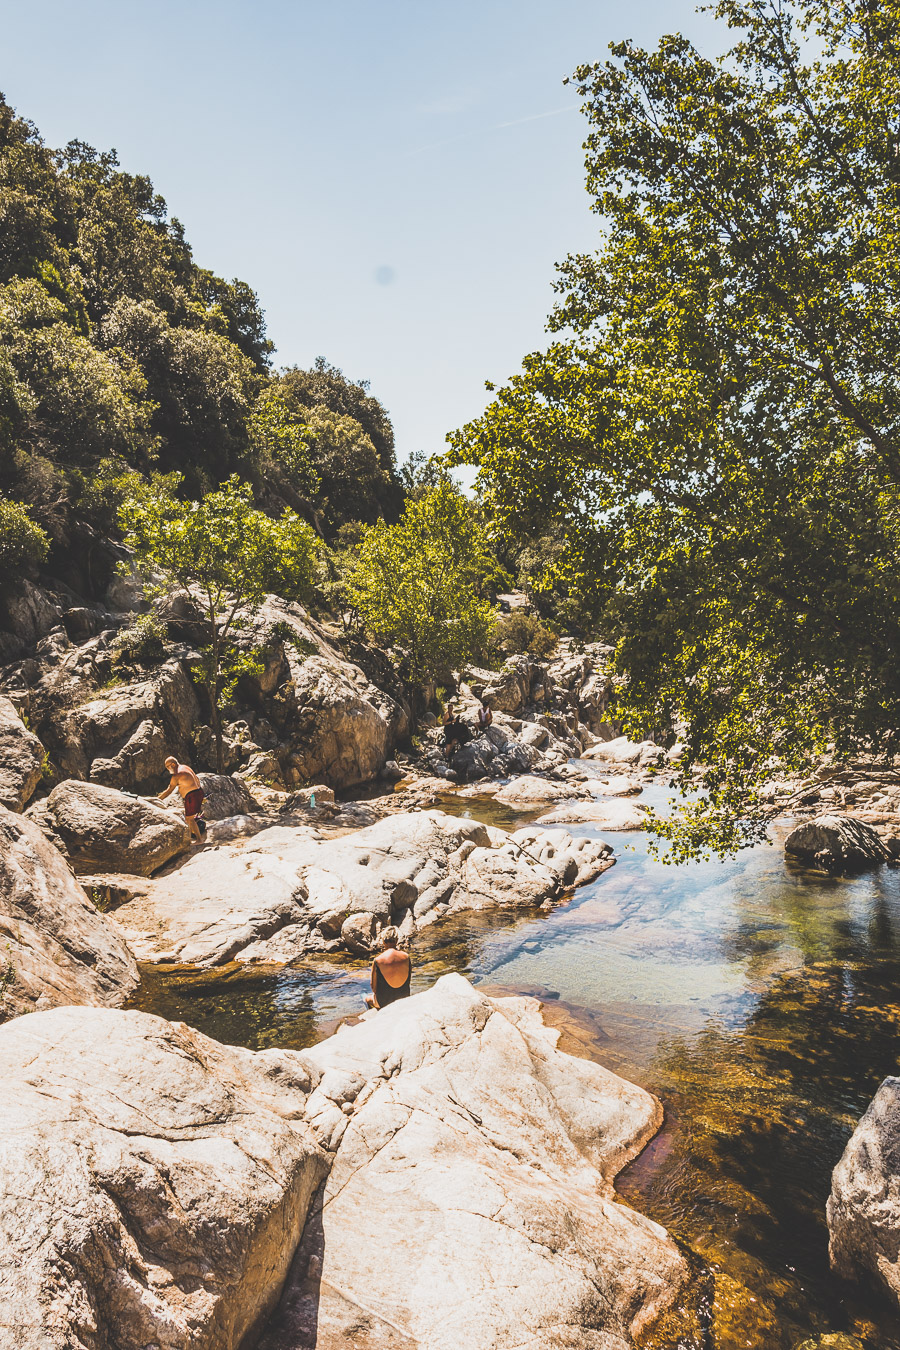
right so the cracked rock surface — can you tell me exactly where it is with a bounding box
[109,810,614,967]
[0,1004,328,1350]
[260,974,693,1350]
[0,804,138,1015]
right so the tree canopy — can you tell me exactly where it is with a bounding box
[449,0,900,855]
[349,481,497,691]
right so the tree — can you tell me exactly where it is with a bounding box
[448,0,900,857]
[120,475,319,770]
[349,481,496,695]
[0,496,49,572]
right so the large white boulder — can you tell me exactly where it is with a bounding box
[0,1006,328,1350]
[0,805,138,1015]
[28,779,190,876]
[828,1076,900,1307]
[261,975,694,1349]
[110,810,614,967]
[539,799,651,831]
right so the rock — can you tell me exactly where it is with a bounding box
[29,779,190,876]
[242,597,409,790]
[538,799,651,830]
[0,696,44,811]
[828,1076,900,1307]
[0,577,63,647]
[109,830,314,964]
[46,658,200,792]
[261,975,694,1350]
[0,805,138,1015]
[286,784,335,808]
[380,758,403,782]
[198,772,262,820]
[111,811,614,966]
[0,1005,327,1349]
[581,735,660,766]
[494,774,582,805]
[340,911,377,954]
[585,774,642,797]
[481,654,535,715]
[784,814,890,871]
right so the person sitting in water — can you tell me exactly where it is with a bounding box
[365,927,411,1009]
[158,755,205,845]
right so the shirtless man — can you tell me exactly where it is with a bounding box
[158,756,205,844]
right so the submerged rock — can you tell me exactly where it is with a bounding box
[828,1076,900,1308]
[110,810,614,967]
[784,813,889,871]
[261,974,694,1350]
[27,779,190,875]
[0,805,139,1015]
[0,1005,327,1350]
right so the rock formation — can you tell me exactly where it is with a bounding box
[261,975,694,1349]
[0,1005,328,1349]
[0,695,44,810]
[0,805,138,1015]
[109,810,614,966]
[828,1076,900,1308]
[0,979,695,1350]
[27,779,190,876]
[784,813,890,871]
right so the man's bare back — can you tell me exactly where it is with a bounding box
[161,763,201,798]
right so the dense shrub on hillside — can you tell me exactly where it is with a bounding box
[487,611,558,664]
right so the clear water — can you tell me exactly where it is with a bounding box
[132,776,900,1348]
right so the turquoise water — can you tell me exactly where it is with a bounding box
[133,777,900,1348]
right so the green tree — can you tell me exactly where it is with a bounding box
[349,481,496,697]
[120,475,319,770]
[449,0,900,857]
[0,496,49,573]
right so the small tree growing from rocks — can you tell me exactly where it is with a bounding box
[349,480,496,707]
[120,474,319,771]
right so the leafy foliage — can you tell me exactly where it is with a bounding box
[120,475,319,768]
[449,0,900,855]
[0,495,49,573]
[349,481,497,690]
[488,610,559,664]
[109,612,167,667]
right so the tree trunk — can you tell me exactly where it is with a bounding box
[210,629,224,773]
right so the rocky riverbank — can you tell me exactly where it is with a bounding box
[0,976,702,1350]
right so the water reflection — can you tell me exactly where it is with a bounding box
[130,777,900,1348]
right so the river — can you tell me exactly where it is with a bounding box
[132,774,900,1348]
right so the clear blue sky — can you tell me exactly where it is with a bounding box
[2,0,715,465]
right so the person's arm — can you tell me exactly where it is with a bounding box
[370,959,379,1007]
[158,776,177,800]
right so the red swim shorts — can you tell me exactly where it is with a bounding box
[183,788,205,819]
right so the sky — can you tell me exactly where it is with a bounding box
[1,0,716,466]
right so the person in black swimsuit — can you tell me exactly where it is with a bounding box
[365,927,411,1009]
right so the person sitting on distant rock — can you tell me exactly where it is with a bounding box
[476,700,493,730]
[158,756,205,845]
[441,706,472,755]
[365,927,411,1009]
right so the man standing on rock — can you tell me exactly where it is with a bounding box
[158,756,205,845]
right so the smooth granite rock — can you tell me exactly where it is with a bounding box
[785,813,890,871]
[0,696,44,811]
[0,1005,328,1350]
[110,811,615,967]
[828,1076,900,1307]
[28,779,190,875]
[261,975,693,1350]
[0,805,138,1016]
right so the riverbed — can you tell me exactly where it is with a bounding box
[132,776,900,1348]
